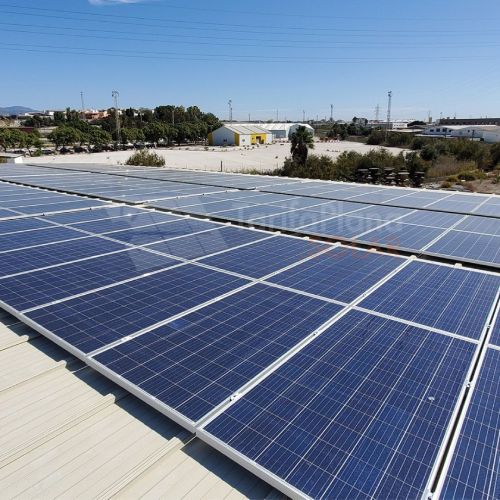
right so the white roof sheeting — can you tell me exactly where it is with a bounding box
[219,124,272,135]
[0,309,280,499]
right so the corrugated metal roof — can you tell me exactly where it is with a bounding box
[234,123,314,132]
[0,309,283,499]
[219,124,272,135]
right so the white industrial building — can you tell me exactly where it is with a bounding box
[235,122,314,140]
[208,124,273,146]
[422,124,500,143]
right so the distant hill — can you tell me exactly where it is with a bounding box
[0,106,38,116]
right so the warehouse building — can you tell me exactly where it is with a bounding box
[208,124,272,146]
[237,122,314,140]
[422,124,500,142]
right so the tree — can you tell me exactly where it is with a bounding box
[24,133,43,156]
[48,126,81,150]
[420,144,438,162]
[85,128,111,149]
[405,152,428,187]
[125,150,165,167]
[290,126,314,166]
[144,122,167,143]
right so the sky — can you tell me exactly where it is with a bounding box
[2,0,500,121]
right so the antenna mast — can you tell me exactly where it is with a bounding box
[112,90,121,145]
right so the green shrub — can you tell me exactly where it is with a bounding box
[446,175,459,182]
[125,150,165,167]
[440,181,452,189]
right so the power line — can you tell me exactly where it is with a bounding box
[0,5,498,36]
[3,22,499,49]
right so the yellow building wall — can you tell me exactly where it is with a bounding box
[234,132,240,146]
[251,134,267,145]
[208,132,213,145]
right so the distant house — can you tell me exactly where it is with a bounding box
[208,124,273,146]
[0,153,24,164]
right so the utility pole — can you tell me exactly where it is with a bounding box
[302,110,305,122]
[80,91,85,114]
[228,99,233,122]
[330,104,333,122]
[248,112,251,122]
[112,90,121,146]
[172,108,175,125]
[385,90,392,140]
[276,109,279,121]
[375,104,380,122]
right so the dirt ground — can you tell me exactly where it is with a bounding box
[32,140,406,173]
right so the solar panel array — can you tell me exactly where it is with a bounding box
[0,163,499,268]
[0,163,498,499]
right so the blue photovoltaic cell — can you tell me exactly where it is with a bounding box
[490,311,500,348]
[204,310,476,500]
[26,264,248,353]
[356,222,445,250]
[397,210,464,229]
[146,226,270,260]
[441,348,499,500]
[0,217,53,235]
[200,236,330,278]
[104,218,220,245]
[0,249,179,311]
[455,215,500,236]
[0,237,127,277]
[0,225,85,252]
[71,212,181,234]
[0,208,20,219]
[425,200,480,213]
[268,247,403,302]
[94,284,342,422]
[172,200,259,216]
[14,199,107,214]
[474,202,500,217]
[300,215,387,239]
[426,231,500,266]
[349,205,413,221]
[0,195,76,208]
[213,204,289,221]
[45,206,148,224]
[359,261,500,339]
[253,210,332,231]
[268,197,332,210]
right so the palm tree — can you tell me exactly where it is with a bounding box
[290,126,314,166]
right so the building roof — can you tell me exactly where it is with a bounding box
[235,122,314,132]
[218,124,271,135]
[0,309,281,499]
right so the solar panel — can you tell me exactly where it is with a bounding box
[267,247,404,302]
[25,264,249,354]
[213,204,291,221]
[0,237,127,278]
[358,261,500,339]
[455,215,500,236]
[13,199,108,215]
[0,225,86,253]
[199,236,330,278]
[300,215,387,239]
[0,248,180,311]
[70,212,182,234]
[426,231,500,267]
[92,284,342,424]
[440,348,499,499]
[103,218,221,245]
[201,310,476,499]
[251,210,332,231]
[349,205,413,221]
[146,226,271,260]
[0,208,20,219]
[398,210,464,228]
[45,206,146,224]
[356,222,445,251]
[0,217,54,235]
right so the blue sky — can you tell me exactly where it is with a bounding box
[2,0,500,120]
